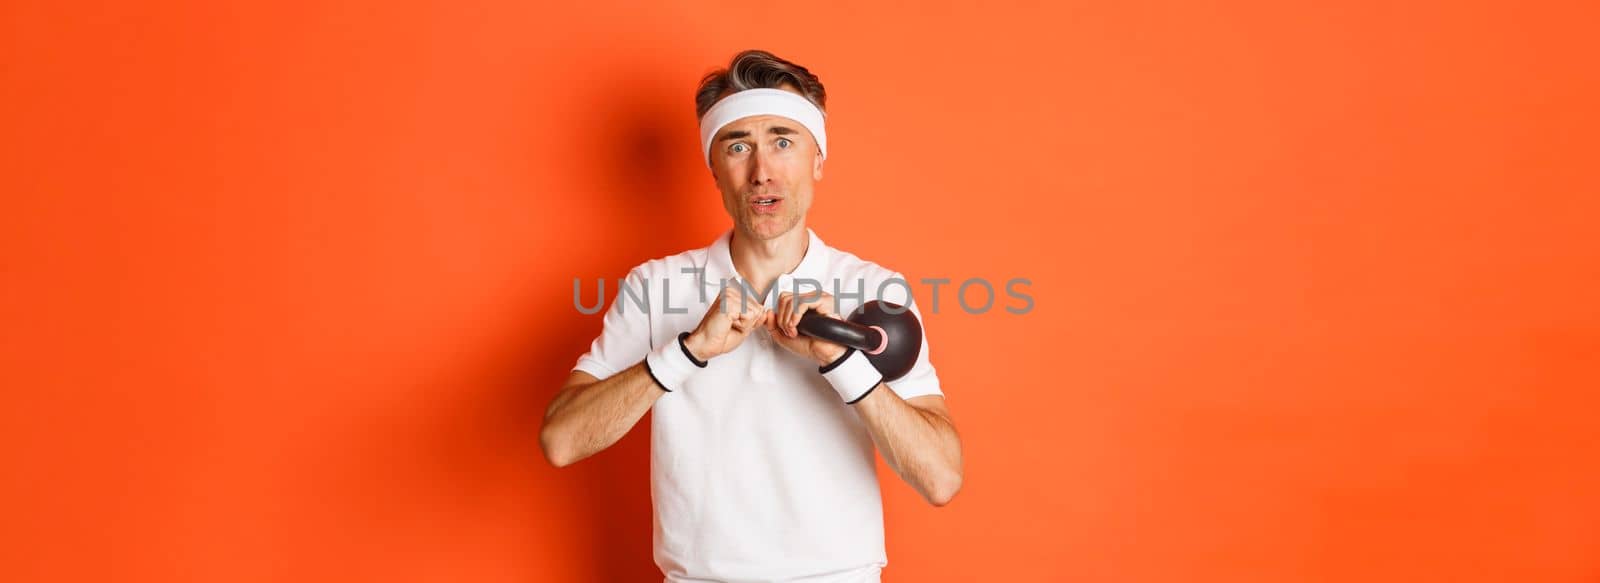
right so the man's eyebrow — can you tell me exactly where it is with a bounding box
[716,126,800,142]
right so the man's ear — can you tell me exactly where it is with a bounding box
[813,151,825,181]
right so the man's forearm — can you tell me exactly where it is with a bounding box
[852,387,963,506]
[540,363,663,467]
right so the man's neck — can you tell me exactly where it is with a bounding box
[730,224,809,303]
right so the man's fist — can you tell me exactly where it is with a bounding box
[684,285,769,361]
[767,290,848,365]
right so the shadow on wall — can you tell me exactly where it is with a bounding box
[529,72,713,580]
[359,67,716,581]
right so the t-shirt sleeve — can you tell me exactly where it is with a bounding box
[877,271,944,400]
[572,266,653,380]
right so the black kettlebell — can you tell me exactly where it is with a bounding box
[796,300,922,382]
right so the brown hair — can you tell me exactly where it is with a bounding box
[694,50,827,119]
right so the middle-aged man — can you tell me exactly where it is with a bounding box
[541,49,963,583]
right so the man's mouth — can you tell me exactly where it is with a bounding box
[748,195,784,213]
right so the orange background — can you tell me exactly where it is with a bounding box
[3,1,1598,581]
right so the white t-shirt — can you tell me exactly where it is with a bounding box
[572,228,943,583]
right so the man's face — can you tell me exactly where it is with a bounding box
[706,90,825,241]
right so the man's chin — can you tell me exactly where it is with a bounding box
[742,216,797,240]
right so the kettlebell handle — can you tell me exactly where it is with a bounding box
[796,311,888,355]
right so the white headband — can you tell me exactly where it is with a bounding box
[698,88,827,168]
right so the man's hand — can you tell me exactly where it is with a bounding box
[767,290,848,365]
[684,286,769,361]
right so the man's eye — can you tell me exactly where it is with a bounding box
[776,138,792,148]
[729,143,749,154]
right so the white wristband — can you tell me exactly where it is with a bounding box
[819,348,883,404]
[644,332,706,392]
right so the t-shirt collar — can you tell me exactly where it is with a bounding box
[700,227,830,303]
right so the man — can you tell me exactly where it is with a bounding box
[540,49,963,583]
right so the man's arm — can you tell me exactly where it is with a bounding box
[853,390,964,506]
[539,367,663,467]
[542,286,769,468]
[768,289,965,506]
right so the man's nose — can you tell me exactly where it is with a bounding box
[748,149,773,184]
